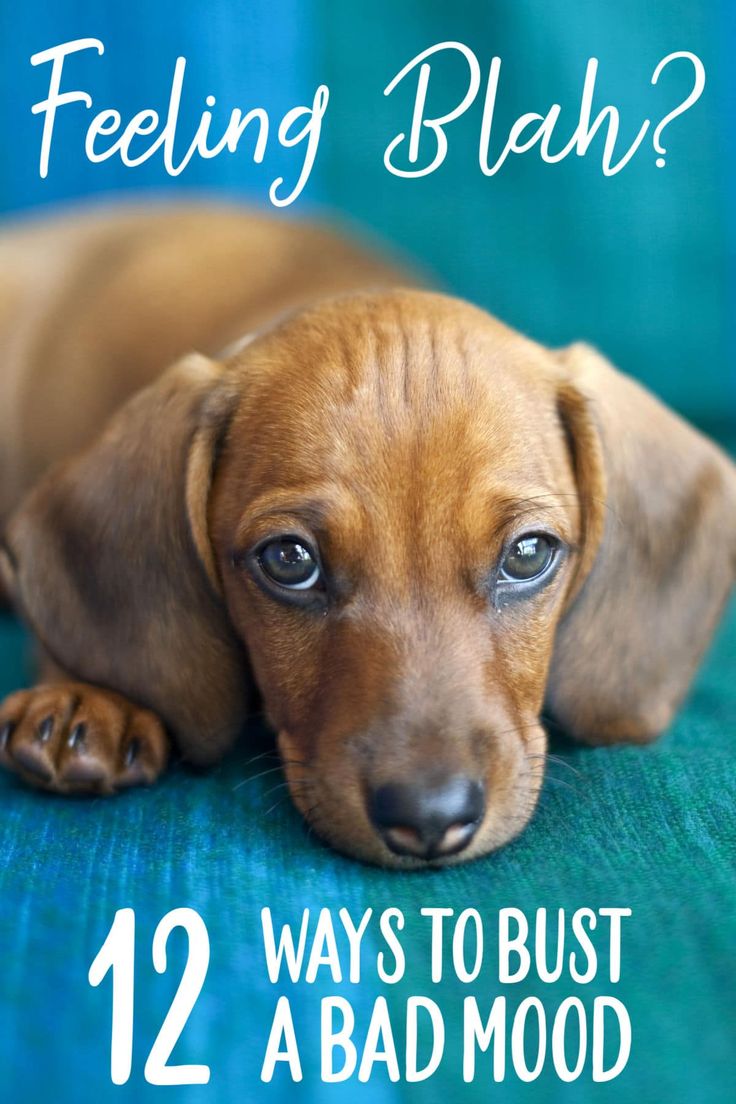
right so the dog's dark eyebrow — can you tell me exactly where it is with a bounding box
[243,495,335,534]
[485,492,579,546]
[239,479,365,534]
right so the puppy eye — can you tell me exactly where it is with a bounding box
[500,534,556,582]
[258,539,321,590]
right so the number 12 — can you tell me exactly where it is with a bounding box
[88,907,211,1085]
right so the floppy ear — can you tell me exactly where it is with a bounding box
[2,354,250,764]
[548,343,736,744]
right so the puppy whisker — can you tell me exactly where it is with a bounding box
[545,753,582,777]
[543,776,581,794]
[242,748,280,769]
[264,782,315,817]
[264,797,290,817]
[526,751,582,778]
[231,763,288,791]
[262,779,310,799]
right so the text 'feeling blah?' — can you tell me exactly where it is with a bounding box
[30,38,706,203]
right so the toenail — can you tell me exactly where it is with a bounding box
[37,716,54,743]
[68,723,86,750]
[124,739,140,767]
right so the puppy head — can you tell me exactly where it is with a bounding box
[209,292,585,864]
[6,290,735,867]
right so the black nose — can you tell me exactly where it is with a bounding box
[368,776,485,859]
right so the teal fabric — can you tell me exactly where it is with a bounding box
[1,1,734,1102]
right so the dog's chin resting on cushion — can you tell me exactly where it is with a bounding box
[0,206,735,868]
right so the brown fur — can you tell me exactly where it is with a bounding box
[1,205,734,867]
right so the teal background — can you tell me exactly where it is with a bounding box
[0,1,734,1102]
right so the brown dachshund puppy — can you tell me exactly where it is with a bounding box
[1,204,735,867]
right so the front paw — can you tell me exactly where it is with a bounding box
[0,683,168,795]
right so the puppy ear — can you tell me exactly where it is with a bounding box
[548,343,736,744]
[3,354,249,764]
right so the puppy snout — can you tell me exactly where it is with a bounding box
[368,775,485,860]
